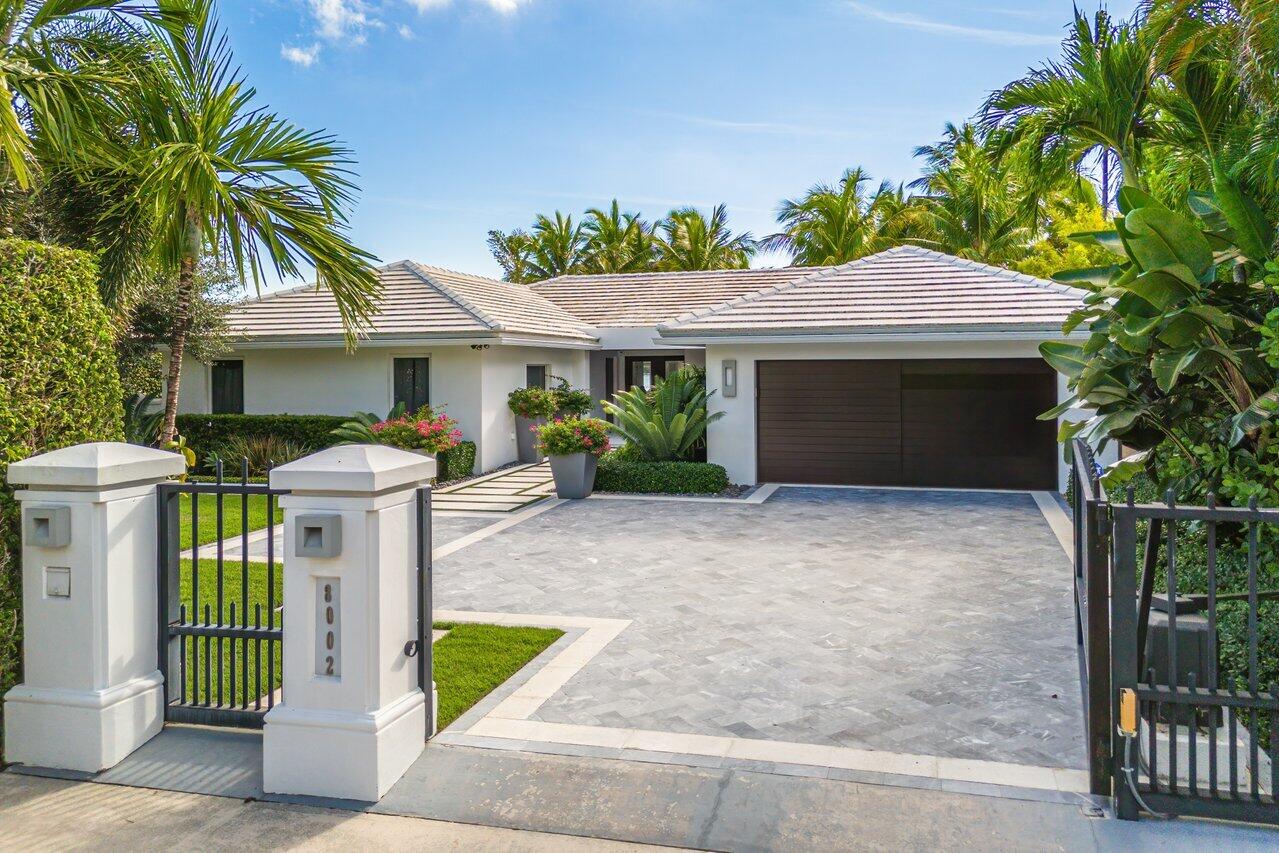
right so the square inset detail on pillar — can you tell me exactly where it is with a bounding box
[295,514,341,558]
[25,505,71,548]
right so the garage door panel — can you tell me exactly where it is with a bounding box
[756,359,1056,489]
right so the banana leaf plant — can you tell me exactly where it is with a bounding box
[1042,185,1279,487]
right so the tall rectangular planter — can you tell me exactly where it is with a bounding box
[549,453,598,499]
[515,416,546,464]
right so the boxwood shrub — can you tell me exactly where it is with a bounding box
[595,457,729,495]
[438,440,477,481]
[176,413,347,466]
[1,240,123,734]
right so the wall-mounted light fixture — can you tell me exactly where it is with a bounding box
[722,359,737,398]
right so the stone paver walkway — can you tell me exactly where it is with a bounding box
[437,487,1085,769]
[434,462,554,513]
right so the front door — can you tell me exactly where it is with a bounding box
[624,355,684,392]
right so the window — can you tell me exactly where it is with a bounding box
[526,364,547,389]
[211,360,243,414]
[393,357,429,413]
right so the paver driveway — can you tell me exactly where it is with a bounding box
[436,487,1085,769]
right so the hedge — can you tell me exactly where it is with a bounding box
[1,240,123,738]
[176,413,347,464]
[176,412,478,482]
[594,458,729,494]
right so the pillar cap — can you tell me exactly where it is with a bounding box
[7,441,186,489]
[269,445,435,495]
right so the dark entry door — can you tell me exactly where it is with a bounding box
[624,355,684,392]
[755,359,1057,489]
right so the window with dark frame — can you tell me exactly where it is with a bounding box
[393,357,430,413]
[210,360,244,414]
[526,365,547,389]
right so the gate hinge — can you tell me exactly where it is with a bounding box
[1092,505,1111,538]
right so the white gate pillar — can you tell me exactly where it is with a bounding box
[3,442,185,772]
[263,445,435,802]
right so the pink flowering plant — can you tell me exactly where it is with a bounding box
[535,417,611,457]
[369,407,463,454]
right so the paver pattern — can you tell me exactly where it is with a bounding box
[434,462,554,512]
[436,487,1085,768]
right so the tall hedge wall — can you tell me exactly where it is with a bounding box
[176,413,348,462]
[1,240,123,736]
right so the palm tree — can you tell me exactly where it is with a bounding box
[581,199,654,273]
[908,123,1037,265]
[656,204,754,271]
[982,8,1157,212]
[103,0,380,442]
[760,167,921,265]
[526,211,586,279]
[486,227,537,283]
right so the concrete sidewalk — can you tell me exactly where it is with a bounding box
[0,772,656,852]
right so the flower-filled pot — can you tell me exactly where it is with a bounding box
[535,417,611,500]
[515,415,547,464]
[548,452,598,500]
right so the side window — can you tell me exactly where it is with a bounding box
[526,365,547,389]
[393,357,430,412]
[211,360,244,414]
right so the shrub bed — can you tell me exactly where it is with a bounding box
[176,413,347,466]
[1,240,123,736]
[595,457,729,495]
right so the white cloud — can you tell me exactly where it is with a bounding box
[397,23,414,38]
[310,0,375,42]
[844,1,1061,46]
[406,0,533,14]
[280,43,321,67]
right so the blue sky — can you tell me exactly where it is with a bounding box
[220,0,1138,284]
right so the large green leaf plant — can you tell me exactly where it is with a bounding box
[602,367,723,462]
[1045,184,1279,501]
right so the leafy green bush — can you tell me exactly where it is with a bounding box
[438,441,476,481]
[177,414,347,469]
[549,375,593,417]
[535,417,610,456]
[508,387,557,419]
[1,240,123,735]
[603,366,721,461]
[595,456,729,494]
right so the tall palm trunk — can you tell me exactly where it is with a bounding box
[160,252,197,444]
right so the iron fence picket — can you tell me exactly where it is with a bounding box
[157,459,288,728]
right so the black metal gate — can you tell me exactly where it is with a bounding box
[1070,438,1279,824]
[414,485,435,739]
[157,461,288,728]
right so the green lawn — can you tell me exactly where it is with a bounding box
[179,493,283,550]
[170,560,561,729]
[432,622,564,730]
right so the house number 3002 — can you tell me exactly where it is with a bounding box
[315,577,341,678]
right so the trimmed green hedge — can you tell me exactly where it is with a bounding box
[177,412,478,481]
[595,457,729,494]
[1,240,123,737]
[439,441,476,481]
[176,413,347,464]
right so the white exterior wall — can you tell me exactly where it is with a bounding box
[177,343,589,474]
[476,345,590,471]
[701,338,1109,493]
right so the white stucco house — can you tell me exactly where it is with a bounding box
[178,246,1097,489]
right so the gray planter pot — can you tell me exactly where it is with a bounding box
[515,415,547,464]
[549,452,598,499]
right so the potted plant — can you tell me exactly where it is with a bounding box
[508,387,557,463]
[549,374,594,419]
[536,417,611,499]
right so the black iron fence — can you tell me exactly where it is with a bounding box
[157,460,287,728]
[1071,438,1279,824]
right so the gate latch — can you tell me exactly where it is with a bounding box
[404,640,420,658]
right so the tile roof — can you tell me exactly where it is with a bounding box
[531,267,819,327]
[226,261,597,344]
[657,246,1086,338]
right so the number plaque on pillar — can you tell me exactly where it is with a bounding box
[315,577,340,678]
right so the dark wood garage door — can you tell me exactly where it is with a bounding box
[756,359,1058,489]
